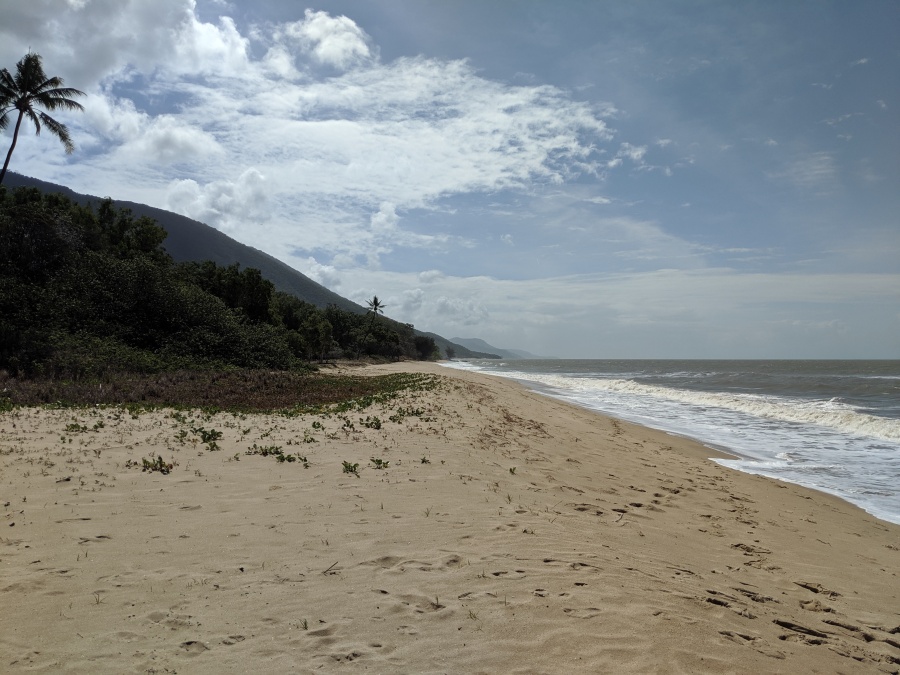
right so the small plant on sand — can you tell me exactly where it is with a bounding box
[509,466,517,475]
[246,443,283,457]
[342,461,360,477]
[421,456,431,464]
[370,457,389,470]
[137,455,175,474]
[302,430,318,444]
[359,415,382,430]
[192,426,222,451]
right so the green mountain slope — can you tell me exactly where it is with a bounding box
[3,172,363,314]
[3,172,499,359]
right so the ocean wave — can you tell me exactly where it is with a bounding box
[493,371,900,442]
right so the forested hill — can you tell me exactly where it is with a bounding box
[1,174,499,370]
[3,172,363,314]
[3,173,497,359]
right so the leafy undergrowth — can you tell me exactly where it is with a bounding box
[0,369,441,414]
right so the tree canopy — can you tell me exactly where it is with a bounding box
[0,186,438,379]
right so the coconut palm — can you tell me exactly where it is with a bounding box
[0,52,85,185]
[366,295,386,321]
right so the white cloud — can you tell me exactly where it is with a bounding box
[0,1,250,87]
[617,142,647,163]
[418,270,445,283]
[501,234,514,246]
[131,116,222,164]
[2,5,618,267]
[166,168,268,231]
[400,288,425,313]
[280,9,374,70]
[82,93,147,143]
[301,257,342,289]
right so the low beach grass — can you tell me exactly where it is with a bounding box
[0,368,441,415]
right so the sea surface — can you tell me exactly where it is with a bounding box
[439,359,900,525]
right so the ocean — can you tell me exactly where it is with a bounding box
[439,359,900,525]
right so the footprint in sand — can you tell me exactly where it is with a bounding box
[563,607,601,619]
[180,640,209,655]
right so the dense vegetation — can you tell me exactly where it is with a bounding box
[0,186,438,379]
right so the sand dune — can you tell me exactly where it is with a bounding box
[1,362,898,673]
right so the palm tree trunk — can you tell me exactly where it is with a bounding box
[0,110,25,185]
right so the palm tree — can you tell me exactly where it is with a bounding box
[0,52,85,185]
[355,295,387,359]
[366,295,386,322]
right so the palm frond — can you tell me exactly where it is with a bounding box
[37,112,74,153]
[35,90,85,112]
[24,108,42,135]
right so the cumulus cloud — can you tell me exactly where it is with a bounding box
[166,168,268,231]
[131,116,221,164]
[82,93,147,143]
[400,288,425,313]
[0,1,250,87]
[370,203,399,234]
[280,9,374,70]
[301,257,342,289]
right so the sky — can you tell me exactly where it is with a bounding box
[1,0,898,358]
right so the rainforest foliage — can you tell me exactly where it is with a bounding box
[0,186,437,378]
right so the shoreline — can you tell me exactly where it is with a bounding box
[1,361,898,673]
[438,359,900,526]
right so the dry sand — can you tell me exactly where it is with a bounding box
[1,361,898,674]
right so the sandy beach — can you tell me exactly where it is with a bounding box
[1,361,898,674]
